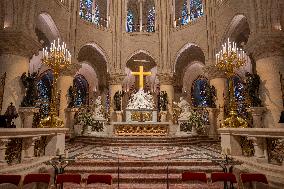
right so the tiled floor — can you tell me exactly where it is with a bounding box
[64,141,226,189]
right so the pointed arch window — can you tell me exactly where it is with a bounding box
[232,76,246,116]
[80,0,101,25]
[147,6,155,32]
[126,10,135,32]
[191,77,210,107]
[181,1,190,25]
[190,0,204,20]
[73,75,89,107]
[37,70,53,116]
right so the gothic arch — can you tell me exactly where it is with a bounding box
[126,50,157,66]
[222,14,250,46]
[174,43,205,90]
[77,43,108,90]
[36,12,61,43]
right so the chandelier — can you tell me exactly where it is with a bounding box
[39,39,72,128]
[215,38,248,128]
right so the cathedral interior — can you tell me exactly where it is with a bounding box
[0,0,284,188]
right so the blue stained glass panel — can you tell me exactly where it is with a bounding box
[126,10,135,32]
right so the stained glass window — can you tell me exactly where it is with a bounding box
[147,6,155,32]
[190,0,204,20]
[92,3,100,25]
[181,1,190,25]
[79,0,100,25]
[37,70,53,116]
[126,10,135,32]
[191,78,210,107]
[232,76,246,117]
[73,75,89,107]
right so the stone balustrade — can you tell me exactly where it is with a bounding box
[0,128,68,166]
[218,127,284,188]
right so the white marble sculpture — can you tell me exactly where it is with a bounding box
[93,96,105,119]
[126,89,155,110]
[177,97,192,119]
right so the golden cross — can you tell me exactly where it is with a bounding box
[131,66,151,89]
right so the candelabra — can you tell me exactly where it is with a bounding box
[39,39,71,128]
[215,38,248,128]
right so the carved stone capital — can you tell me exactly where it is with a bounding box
[158,73,174,85]
[203,64,226,80]
[109,73,126,85]
[0,31,41,58]
[245,32,284,61]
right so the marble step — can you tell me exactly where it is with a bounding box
[71,161,218,167]
[66,165,222,174]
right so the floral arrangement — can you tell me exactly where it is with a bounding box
[186,110,205,134]
[75,106,103,134]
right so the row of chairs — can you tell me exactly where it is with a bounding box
[0,173,112,188]
[182,172,268,188]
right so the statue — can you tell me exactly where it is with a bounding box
[114,91,124,111]
[126,89,155,110]
[4,102,18,127]
[21,72,38,107]
[67,86,77,108]
[159,91,168,111]
[93,96,104,119]
[176,97,192,119]
[245,72,262,107]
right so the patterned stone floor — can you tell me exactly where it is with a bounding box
[64,142,225,188]
[66,142,222,162]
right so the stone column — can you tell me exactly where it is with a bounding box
[0,32,41,127]
[139,0,144,32]
[18,107,40,128]
[57,74,74,127]
[207,108,219,139]
[204,65,227,128]
[22,136,39,161]
[158,73,174,122]
[247,107,267,128]
[246,33,284,128]
[65,108,79,137]
[109,73,125,122]
[0,139,10,164]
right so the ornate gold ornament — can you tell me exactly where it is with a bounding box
[39,39,71,128]
[115,124,168,136]
[215,38,248,128]
[131,111,153,122]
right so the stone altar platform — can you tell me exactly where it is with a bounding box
[113,122,171,136]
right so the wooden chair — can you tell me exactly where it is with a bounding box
[0,174,21,188]
[182,172,207,183]
[240,173,269,189]
[56,174,81,189]
[22,173,51,189]
[211,172,238,189]
[86,174,112,188]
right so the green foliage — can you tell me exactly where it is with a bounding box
[75,107,103,134]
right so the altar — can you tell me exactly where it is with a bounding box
[113,122,170,136]
[126,109,157,122]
